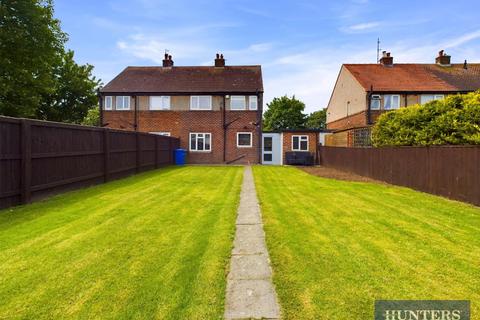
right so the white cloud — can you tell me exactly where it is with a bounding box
[444,29,480,49]
[342,21,380,33]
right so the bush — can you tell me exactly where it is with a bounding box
[372,91,480,146]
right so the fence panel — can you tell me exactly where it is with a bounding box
[0,116,179,209]
[319,146,480,207]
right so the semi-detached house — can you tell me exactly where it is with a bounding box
[326,50,480,146]
[99,54,263,164]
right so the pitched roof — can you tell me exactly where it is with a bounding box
[344,63,480,92]
[100,66,263,94]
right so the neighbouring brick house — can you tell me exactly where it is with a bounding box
[326,50,480,146]
[99,54,263,164]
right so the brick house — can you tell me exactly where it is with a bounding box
[326,50,480,146]
[99,54,263,164]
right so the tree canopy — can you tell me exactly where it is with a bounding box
[372,91,480,146]
[305,109,327,129]
[263,95,325,131]
[0,0,100,123]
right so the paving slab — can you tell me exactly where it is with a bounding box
[225,166,281,320]
[225,280,281,320]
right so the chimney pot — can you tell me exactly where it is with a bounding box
[380,51,393,66]
[163,53,174,67]
[215,53,225,67]
[435,50,451,66]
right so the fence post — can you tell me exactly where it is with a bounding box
[154,136,159,168]
[103,129,110,182]
[20,119,32,204]
[136,132,140,173]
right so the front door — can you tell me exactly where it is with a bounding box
[262,133,282,165]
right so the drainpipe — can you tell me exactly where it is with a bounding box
[134,95,138,131]
[257,91,263,164]
[223,95,226,163]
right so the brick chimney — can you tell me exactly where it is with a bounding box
[435,50,451,66]
[215,53,225,67]
[162,53,174,67]
[379,51,393,66]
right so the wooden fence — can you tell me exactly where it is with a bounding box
[319,146,480,206]
[0,116,179,209]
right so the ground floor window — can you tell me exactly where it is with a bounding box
[237,132,252,147]
[190,133,211,152]
[292,135,309,151]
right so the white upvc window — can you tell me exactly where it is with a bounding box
[190,133,211,152]
[420,94,445,105]
[190,96,212,110]
[384,94,400,110]
[115,96,130,110]
[249,96,258,110]
[150,96,171,110]
[292,135,309,151]
[104,96,113,110]
[149,132,171,136]
[230,96,246,110]
[237,132,252,148]
[370,94,381,110]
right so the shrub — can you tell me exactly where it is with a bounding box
[372,91,480,146]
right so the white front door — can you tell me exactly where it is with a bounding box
[262,133,282,165]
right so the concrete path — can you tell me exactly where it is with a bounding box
[224,166,281,320]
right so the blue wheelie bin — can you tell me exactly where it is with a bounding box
[174,149,187,165]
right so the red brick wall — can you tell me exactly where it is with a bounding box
[281,132,318,164]
[103,110,260,164]
[326,110,367,130]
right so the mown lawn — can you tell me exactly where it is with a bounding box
[0,166,242,319]
[253,166,480,320]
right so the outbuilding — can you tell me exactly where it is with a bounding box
[261,129,332,165]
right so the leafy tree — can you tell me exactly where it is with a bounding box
[372,91,480,146]
[0,0,100,123]
[81,107,100,126]
[38,50,100,123]
[263,95,306,131]
[305,109,327,129]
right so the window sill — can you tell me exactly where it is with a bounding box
[189,150,212,153]
[237,145,252,148]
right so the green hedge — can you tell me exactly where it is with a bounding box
[372,91,480,147]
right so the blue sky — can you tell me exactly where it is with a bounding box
[56,0,480,113]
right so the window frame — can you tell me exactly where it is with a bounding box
[421,94,445,105]
[236,132,253,148]
[190,96,212,110]
[370,95,381,110]
[104,96,113,110]
[189,132,212,152]
[292,135,309,151]
[149,96,171,110]
[115,96,131,110]
[249,96,258,110]
[384,94,400,110]
[230,96,246,110]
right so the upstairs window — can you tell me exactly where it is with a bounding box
[292,135,309,151]
[420,94,444,105]
[150,96,170,110]
[384,95,400,110]
[190,133,211,151]
[104,96,112,110]
[230,96,246,110]
[370,95,381,110]
[249,96,258,110]
[190,96,212,110]
[116,96,130,110]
